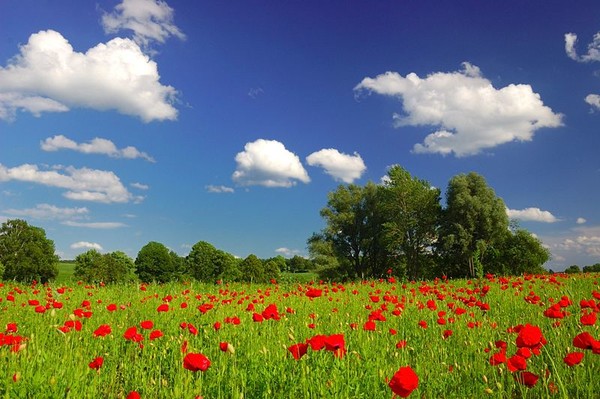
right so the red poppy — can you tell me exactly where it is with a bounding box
[157,304,169,312]
[514,371,539,387]
[507,355,527,372]
[489,350,507,366]
[516,324,543,348]
[396,340,407,349]
[149,330,163,340]
[126,392,141,399]
[418,320,427,329]
[252,313,264,323]
[305,288,322,298]
[580,312,597,326]
[307,335,326,351]
[93,324,112,337]
[563,351,584,366]
[140,320,153,330]
[88,356,104,370]
[573,332,598,350]
[219,342,229,352]
[443,329,453,339]
[288,343,308,360]
[324,334,346,358]
[363,320,376,331]
[388,366,419,397]
[183,353,211,372]
[6,323,17,333]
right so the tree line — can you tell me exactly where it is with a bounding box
[0,167,561,284]
[309,166,551,280]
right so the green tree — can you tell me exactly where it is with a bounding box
[239,254,265,283]
[318,182,388,278]
[186,241,239,282]
[74,250,136,283]
[437,173,509,278]
[380,166,441,279]
[263,260,281,282]
[583,263,600,273]
[564,265,581,274]
[307,233,340,272]
[0,219,58,282]
[135,241,177,283]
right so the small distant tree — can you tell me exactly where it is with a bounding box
[263,260,281,282]
[0,219,58,283]
[564,265,581,274]
[186,241,240,282]
[135,242,178,283]
[583,263,600,273]
[239,254,265,283]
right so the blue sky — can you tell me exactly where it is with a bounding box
[1,0,599,270]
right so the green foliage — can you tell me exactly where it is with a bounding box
[583,263,600,273]
[239,254,267,283]
[381,165,441,280]
[135,241,180,283]
[74,249,137,283]
[0,219,58,283]
[186,241,240,282]
[437,172,509,278]
[564,264,582,274]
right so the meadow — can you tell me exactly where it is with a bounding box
[1,272,599,398]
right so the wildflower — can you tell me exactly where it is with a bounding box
[88,356,104,370]
[288,343,308,360]
[183,353,211,372]
[563,352,584,367]
[388,366,419,397]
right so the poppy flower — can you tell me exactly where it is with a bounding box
[219,342,229,352]
[252,313,264,323]
[388,366,419,397]
[324,334,346,358]
[140,320,153,330]
[363,320,376,331]
[396,340,407,349]
[489,350,507,366]
[149,330,163,340]
[443,329,453,339]
[307,335,326,351]
[564,351,584,367]
[6,323,17,333]
[288,343,308,360]
[507,355,527,372]
[514,371,539,387]
[88,356,104,370]
[183,353,211,372]
[157,304,169,312]
[580,312,597,326]
[573,332,598,350]
[93,324,112,337]
[516,324,543,348]
[126,392,141,399]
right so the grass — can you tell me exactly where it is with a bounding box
[1,273,599,398]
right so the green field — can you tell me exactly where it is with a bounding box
[1,274,599,398]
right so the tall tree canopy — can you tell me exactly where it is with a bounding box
[186,241,240,282]
[74,249,136,283]
[135,241,180,283]
[437,172,509,278]
[0,219,58,283]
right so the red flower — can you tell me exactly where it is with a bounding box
[418,320,427,329]
[307,335,326,351]
[252,313,264,323]
[388,366,419,397]
[140,320,153,330]
[288,343,308,360]
[396,340,407,349]
[93,324,112,337]
[563,351,584,367]
[514,371,539,387]
[88,356,104,370]
[6,323,18,333]
[183,353,211,372]
[157,304,169,312]
[219,342,229,352]
[443,329,453,339]
[149,330,163,340]
[507,355,527,372]
[213,321,222,331]
[324,334,346,358]
[306,288,322,298]
[126,392,141,399]
[580,312,597,326]
[363,320,376,331]
[489,350,507,366]
[573,332,598,350]
[516,324,543,348]
[105,304,117,312]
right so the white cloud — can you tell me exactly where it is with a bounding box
[232,139,310,188]
[564,32,600,62]
[41,135,155,162]
[354,62,563,157]
[206,185,235,193]
[0,163,132,203]
[577,217,587,224]
[275,247,301,257]
[0,30,178,122]
[3,203,88,220]
[306,149,366,183]
[506,207,559,223]
[585,94,600,111]
[130,182,149,190]
[63,221,127,229]
[70,241,103,251]
[102,0,185,49]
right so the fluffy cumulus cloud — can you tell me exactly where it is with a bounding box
[354,62,563,157]
[102,0,186,48]
[41,135,155,162]
[3,203,89,220]
[0,30,178,122]
[585,94,600,111]
[70,241,103,251]
[506,207,560,223]
[275,247,301,257]
[555,226,600,258]
[306,149,366,183]
[232,139,310,188]
[0,163,132,203]
[577,217,587,225]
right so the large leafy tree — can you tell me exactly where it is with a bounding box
[437,173,509,278]
[380,166,441,279]
[186,241,240,282]
[239,254,266,283]
[135,241,179,283]
[74,249,136,283]
[319,182,389,278]
[0,219,58,283]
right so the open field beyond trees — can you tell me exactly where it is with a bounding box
[1,273,600,398]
